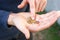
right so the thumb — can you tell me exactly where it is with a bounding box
[18,0,27,8]
[17,26,30,39]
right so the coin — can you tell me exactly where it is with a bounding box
[27,17,39,24]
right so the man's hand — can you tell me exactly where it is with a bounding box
[27,11,60,32]
[8,12,32,39]
[18,0,47,19]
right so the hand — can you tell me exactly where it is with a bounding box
[8,11,59,39]
[8,12,32,39]
[18,0,47,19]
[27,11,60,32]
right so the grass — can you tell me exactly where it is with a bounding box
[43,22,60,40]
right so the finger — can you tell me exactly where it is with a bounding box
[38,0,44,12]
[56,11,60,17]
[43,11,57,21]
[47,12,58,20]
[16,25,30,39]
[44,11,56,17]
[38,0,46,12]
[44,13,58,28]
[40,1,47,11]
[40,11,57,22]
[33,12,58,31]
[37,14,58,31]
[28,0,36,19]
[36,0,41,12]
[18,0,27,8]
[36,11,56,22]
[43,11,58,26]
[47,11,59,22]
[40,12,57,24]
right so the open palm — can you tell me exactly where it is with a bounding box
[27,11,59,32]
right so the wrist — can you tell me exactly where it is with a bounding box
[8,13,16,25]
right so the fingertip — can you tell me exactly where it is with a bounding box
[22,28,30,39]
[30,13,36,20]
[25,31,30,39]
[18,5,21,8]
[25,34,30,39]
[17,0,27,8]
[56,11,60,17]
[31,16,35,20]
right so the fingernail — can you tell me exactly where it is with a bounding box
[36,18,39,21]
[32,17,35,20]
[18,5,21,8]
[25,33,30,39]
[31,15,35,20]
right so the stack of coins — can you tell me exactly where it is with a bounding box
[27,17,39,24]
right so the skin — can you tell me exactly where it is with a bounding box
[18,0,47,19]
[8,11,60,39]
